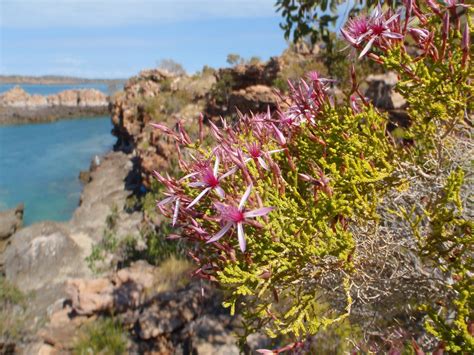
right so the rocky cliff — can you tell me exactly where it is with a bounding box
[110,60,286,188]
[0,86,109,124]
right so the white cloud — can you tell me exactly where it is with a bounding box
[0,0,278,28]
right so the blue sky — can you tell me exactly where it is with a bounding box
[0,0,290,78]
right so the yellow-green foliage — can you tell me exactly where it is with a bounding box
[216,105,394,339]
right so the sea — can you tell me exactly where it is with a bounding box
[0,82,114,96]
[0,84,116,225]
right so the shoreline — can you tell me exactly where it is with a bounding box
[0,105,110,126]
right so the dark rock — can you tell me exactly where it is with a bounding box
[0,341,15,354]
[365,72,407,110]
[0,203,24,256]
[78,170,91,184]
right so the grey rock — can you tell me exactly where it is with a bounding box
[3,221,85,293]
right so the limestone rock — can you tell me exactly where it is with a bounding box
[3,221,85,293]
[0,87,107,109]
[0,87,109,124]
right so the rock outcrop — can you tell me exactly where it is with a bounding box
[29,262,269,354]
[365,72,411,132]
[228,84,276,114]
[110,61,283,187]
[110,69,212,187]
[205,58,281,117]
[0,87,109,124]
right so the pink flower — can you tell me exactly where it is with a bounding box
[207,184,273,252]
[186,156,236,209]
[153,170,182,226]
[157,194,180,226]
[306,71,335,84]
[244,142,284,170]
[350,95,362,113]
[341,5,403,58]
[341,16,371,46]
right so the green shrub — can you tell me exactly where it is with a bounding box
[152,1,472,352]
[73,318,127,355]
[0,277,27,342]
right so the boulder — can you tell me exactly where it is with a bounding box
[3,221,86,293]
[216,57,281,90]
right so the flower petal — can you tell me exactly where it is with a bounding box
[187,187,211,209]
[213,155,220,176]
[157,196,175,207]
[244,207,274,218]
[267,149,285,155]
[237,223,246,252]
[172,199,180,226]
[180,171,199,181]
[384,32,403,39]
[207,222,233,243]
[214,186,226,199]
[359,36,376,58]
[239,184,253,210]
[219,165,238,180]
[258,157,269,170]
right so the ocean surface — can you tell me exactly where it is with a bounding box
[0,117,115,225]
[0,83,117,95]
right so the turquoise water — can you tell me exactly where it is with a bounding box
[0,83,114,95]
[0,117,115,225]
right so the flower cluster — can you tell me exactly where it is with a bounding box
[153,111,288,254]
[341,4,403,58]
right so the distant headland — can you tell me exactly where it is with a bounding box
[0,75,125,86]
[0,86,110,125]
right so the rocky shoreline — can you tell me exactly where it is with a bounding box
[0,86,109,125]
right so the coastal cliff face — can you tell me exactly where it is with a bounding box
[110,60,284,187]
[0,86,109,124]
[110,68,215,187]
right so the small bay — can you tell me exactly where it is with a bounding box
[0,116,115,225]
